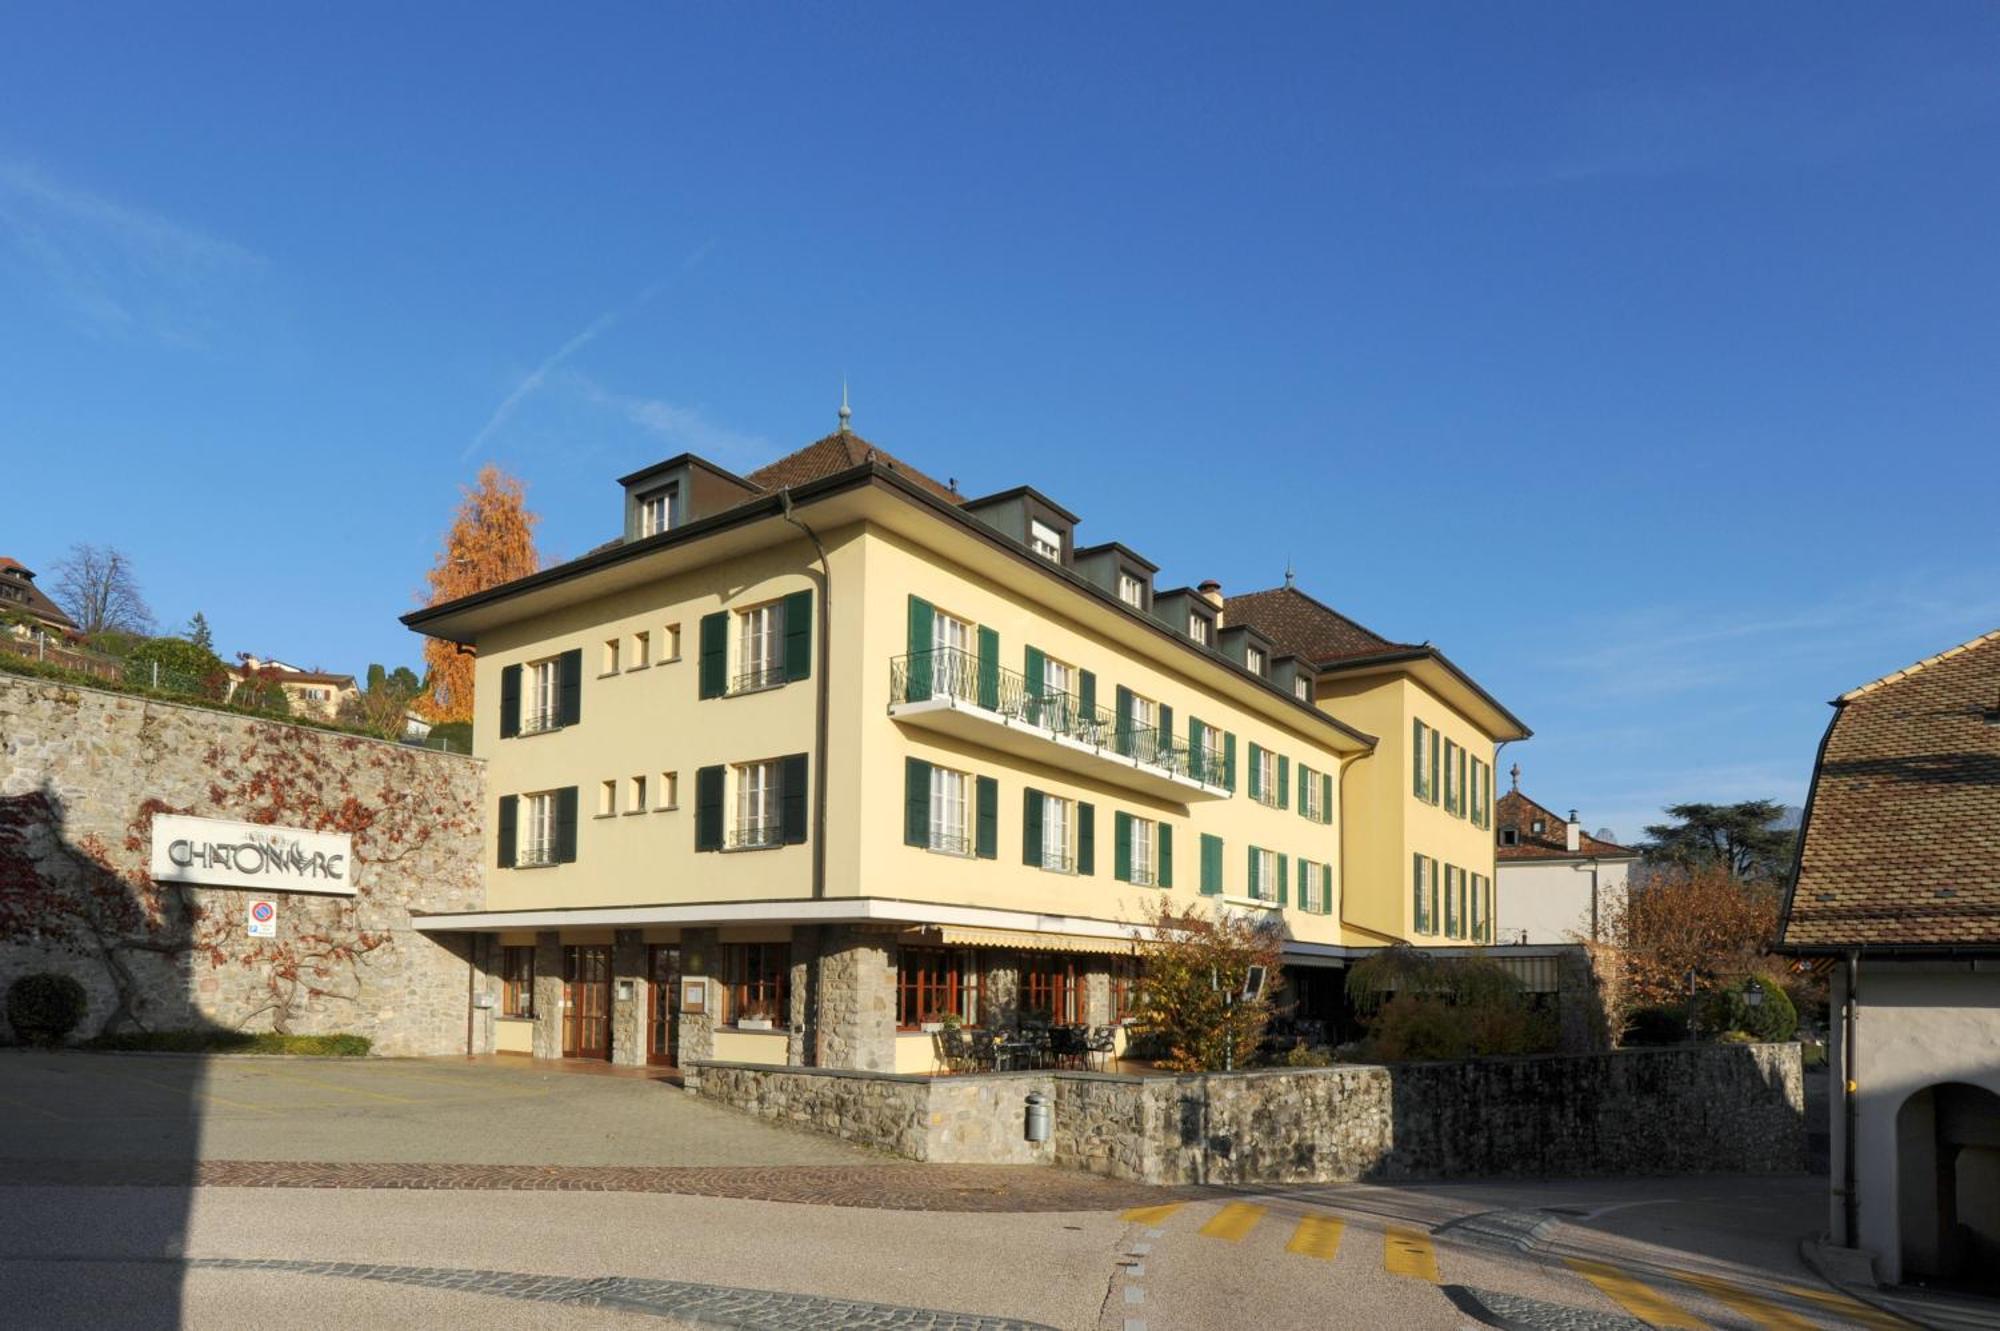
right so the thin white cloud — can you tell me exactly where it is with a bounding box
[562,372,768,463]
[0,160,264,343]
[462,240,716,462]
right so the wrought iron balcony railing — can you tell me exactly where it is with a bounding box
[889,648,1205,785]
[730,661,788,694]
[727,822,782,850]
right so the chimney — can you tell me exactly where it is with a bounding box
[1198,579,1224,614]
[1566,809,1582,853]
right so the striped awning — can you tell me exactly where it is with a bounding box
[910,925,1139,957]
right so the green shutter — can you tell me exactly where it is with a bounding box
[1277,853,1289,908]
[975,776,998,859]
[1429,731,1441,806]
[976,625,1000,710]
[1224,732,1237,792]
[1322,773,1334,825]
[1114,685,1133,756]
[1296,765,1307,815]
[1412,853,1424,928]
[1412,719,1425,798]
[557,649,582,726]
[499,665,521,739]
[782,589,812,682]
[1158,824,1173,888]
[1114,811,1132,882]
[1248,743,1263,800]
[1429,856,1440,931]
[496,794,518,867]
[1189,717,1206,782]
[695,765,724,851]
[906,596,934,701]
[1159,705,1174,757]
[779,754,808,844]
[1079,669,1096,724]
[904,758,931,847]
[1024,646,1046,727]
[698,612,728,699]
[1279,755,1290,808]
[1077,802,1095,875]
[1022,788,1043,867]
[1200,833,1222,896]
[1247,845,1260,899]
[554,787,579,863]
[1322,863,1333,915]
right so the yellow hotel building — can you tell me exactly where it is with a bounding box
[405,426,1528,1071]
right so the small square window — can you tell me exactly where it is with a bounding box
[663,624,682,661]
[628,775,647,813]
[1029,519,1063,562]
[658,771,679,810]
[1501,828,1520,846]
[632,631,651,669]
[598,779,618,817]
[603,638,621,675]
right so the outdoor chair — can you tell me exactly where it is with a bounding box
[1084,1025,1117,1071]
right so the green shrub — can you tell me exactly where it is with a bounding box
[1623,1005,1689,1046]
[1279,1042,1335,1068]
[426,720,473,754]
[1697,975,1798,1043]
[124,636,228,697]
[81,1030,370,1056]
[7,973,89,1046]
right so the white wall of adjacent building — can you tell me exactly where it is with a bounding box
[1495,856,1633,945]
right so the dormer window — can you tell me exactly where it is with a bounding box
[1530,818,1546,835]
[1029,519,1063,562]
[1246,646,1266,676]
[1117,573,1144,608]
[1501,829,1520,846]
[1189,615,1211,646]
[638,485,677,537]
[1293,676,1311,702]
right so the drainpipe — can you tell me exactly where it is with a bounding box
[1841,949,1860,1246]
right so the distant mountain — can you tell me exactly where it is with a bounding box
[1771,805,1804,831]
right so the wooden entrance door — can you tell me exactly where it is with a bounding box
[647,944,680,1067]
[562,945,612,1060]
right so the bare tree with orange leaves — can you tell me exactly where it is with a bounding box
[417,465,541,723]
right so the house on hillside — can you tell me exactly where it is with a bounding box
[1778,628,2000,1291]
[400,416,1533,1071]
[225,655,360,721]
[0,557,80,644]
[1493,770,1639,944]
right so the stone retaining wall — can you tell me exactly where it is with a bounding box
[691,1043,1806,1185]
[0,675,484,1055]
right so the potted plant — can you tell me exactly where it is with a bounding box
[919,1008,951,1034]
[737,999,776,1031]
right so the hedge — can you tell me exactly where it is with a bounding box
[81,1030,372,1056]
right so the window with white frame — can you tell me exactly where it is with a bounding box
[1124,690,1158,762]
[1299,857,1324,912]
[521,792,557,866]
[1246,646,1266,676]
[1130,816,1156,885]
[1444,864,1462,938]
[933,608,975,700]
[733,760,780,848]
[1249,847,1278,903]
[1293,675,1311,702]
[1412,853,1437,933]
[1041,654,1075,731]
[1300,764,1324,821]
[1117,572,1144,608]
[929,766,971,855]
[1255,747,1279,807]
[736,601,784,691]
[1040,793,1074,873]
[525,657,561,733]
[1188,614,1211,645]
[1029,519,1063,562]
[638,485,675,537]
[1201,724,1224,778]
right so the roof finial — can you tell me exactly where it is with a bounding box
[1284,558,1295,590]
[838,377,852,435]
[1509,761,1521,792]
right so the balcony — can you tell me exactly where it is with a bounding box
[888,648,1230,802]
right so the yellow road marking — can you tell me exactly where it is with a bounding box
[1566,1259,1705,1329]
[1119,1202,1184,1226]
[1198,1201,1266,1242]
[1286,1214,1344,1260]
[1779,1282,1917,1330]
[78,1065,280,1116]
[1676,1271,1818,1330]
[1383,1226,1439,1281]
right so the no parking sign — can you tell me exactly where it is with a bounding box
[247,899,277,938]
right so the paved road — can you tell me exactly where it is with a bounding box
[0,1052,1916,1330]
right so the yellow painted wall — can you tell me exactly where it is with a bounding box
[494,1018,534,1054]
[710,1029,789,1064]
[1316,674,1498,946]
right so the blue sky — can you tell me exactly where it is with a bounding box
[4,4,1997,840]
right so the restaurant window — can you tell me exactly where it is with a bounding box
[1021,954,1081,1024]
[1112,958,1142,1021]
[896,948,982,1028]
[723,942,789,1025]
[501,946,535,1017]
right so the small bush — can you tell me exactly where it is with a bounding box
[7,973,89,1046]
[81,1030,370,1056]
[1623,1005,1689,1046]
[1279,1042,1335,1068]
[1697,975,1798,1043]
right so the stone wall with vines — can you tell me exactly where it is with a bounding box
[0,674,484,1054]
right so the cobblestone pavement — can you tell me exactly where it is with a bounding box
[1445,1284,1648,1330]
[0,1157,1203,1212]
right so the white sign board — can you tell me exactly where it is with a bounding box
[150,814,356,896]
[247,899,277,937]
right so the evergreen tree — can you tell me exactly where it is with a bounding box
[184,611,215,653]
[1642,800,1796,882]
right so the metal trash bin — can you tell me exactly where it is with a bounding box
[1025,1091,1051,1143]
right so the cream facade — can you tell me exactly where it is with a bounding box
[406,434,1528,1072]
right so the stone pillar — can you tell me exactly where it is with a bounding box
[610,928,646,1066]
[531,930,563,1060]
[788,927,819,1066]
[677,928,719,1066]
[1084,965,1113,1027]
[985,954,1021,1029]
[813,927,897,1071]
[469,932,498,1056]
